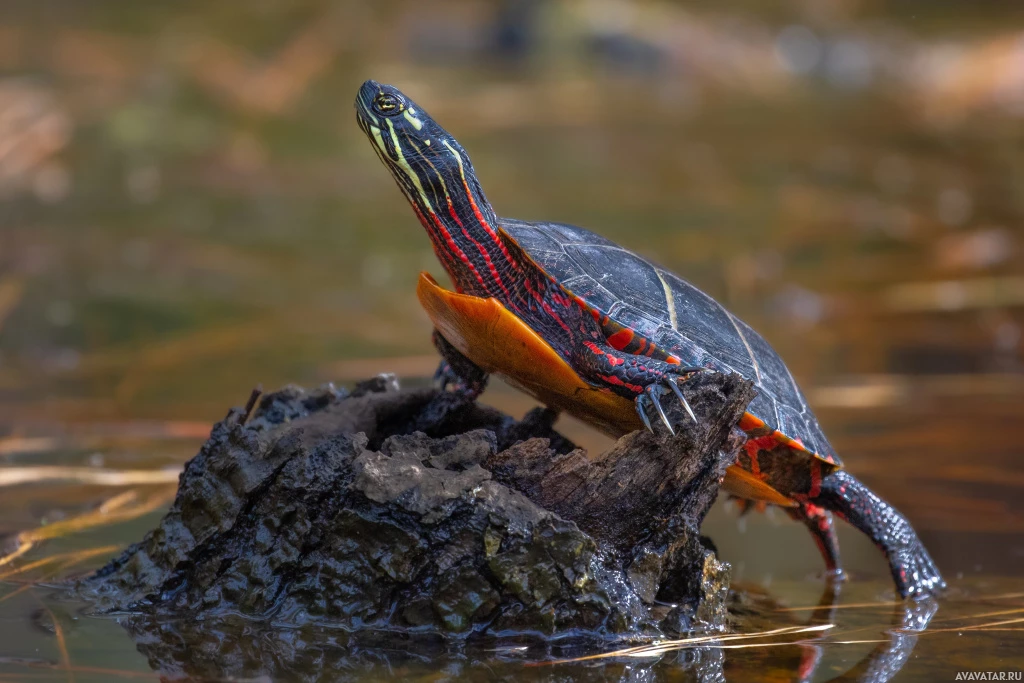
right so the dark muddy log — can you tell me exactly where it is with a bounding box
[79,372,754,640]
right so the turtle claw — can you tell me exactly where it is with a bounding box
[635,383,677,435]
[635,372,704,435]
[665,378,698,423]
[635,395,654,433]
[646,384,675,435]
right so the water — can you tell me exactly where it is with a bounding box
[1,1,1023,680]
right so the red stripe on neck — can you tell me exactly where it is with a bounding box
[412,201,488,293]
[459,175,517,267]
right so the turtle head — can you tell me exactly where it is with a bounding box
[354,80,472,185]
[354,80,504,297]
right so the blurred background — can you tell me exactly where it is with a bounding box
[0,1,1023,677]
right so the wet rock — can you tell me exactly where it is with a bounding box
[79,372,755,640]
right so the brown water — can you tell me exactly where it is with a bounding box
[1,1,1023,680]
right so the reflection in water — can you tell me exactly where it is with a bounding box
[829,599,939,683]
[104,585,939,682]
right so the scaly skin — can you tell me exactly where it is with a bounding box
[354,79,944,598]
[813,471,944,597]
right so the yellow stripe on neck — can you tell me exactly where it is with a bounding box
[384,118,435,214]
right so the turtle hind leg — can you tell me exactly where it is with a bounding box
[432,330,488,400]
[815,470,945,598]
[788,503,842,572]
[786,502,846,582]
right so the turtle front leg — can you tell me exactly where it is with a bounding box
[432,330,489,400]
[572,340,704,433]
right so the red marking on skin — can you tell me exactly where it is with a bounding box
[445,197,464,228]
[428,213,488,291]
[804,504,832,533]
[797,647,820,682]
[808,461,822,499]
[411,203,460,276]
[458,175,516,266]
[598,374,643,394]
[744,434,782,478]
[461,226,515,302]
[745,435,778,454]
[413,201,489,293]
[585,341,623,366]
[635,338,648,353]
[441,193,516,304]
[607,328,634,350]
[665,355,679,364]
[522,277,571,335]
[552,291,573,308]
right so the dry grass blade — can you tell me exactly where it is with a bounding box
[0,665,159,680]
[933,606,1024,623]
[0,487,175,568]
[0,546,121,608]
[546,624,834,664]
[713,639,887,650]
[774,599,904,612]
[30,593,74,683]
[0,545,119,583]
[917,616,1024,634]
[973,591,1024,602]
[0,466,181,488]
[960,628,1024,632]
[0,421,211,456]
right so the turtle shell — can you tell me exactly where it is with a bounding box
[501,217,841,467]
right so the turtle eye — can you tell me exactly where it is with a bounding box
[373,92,404,116]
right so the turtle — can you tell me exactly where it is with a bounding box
[354,80,945,598]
